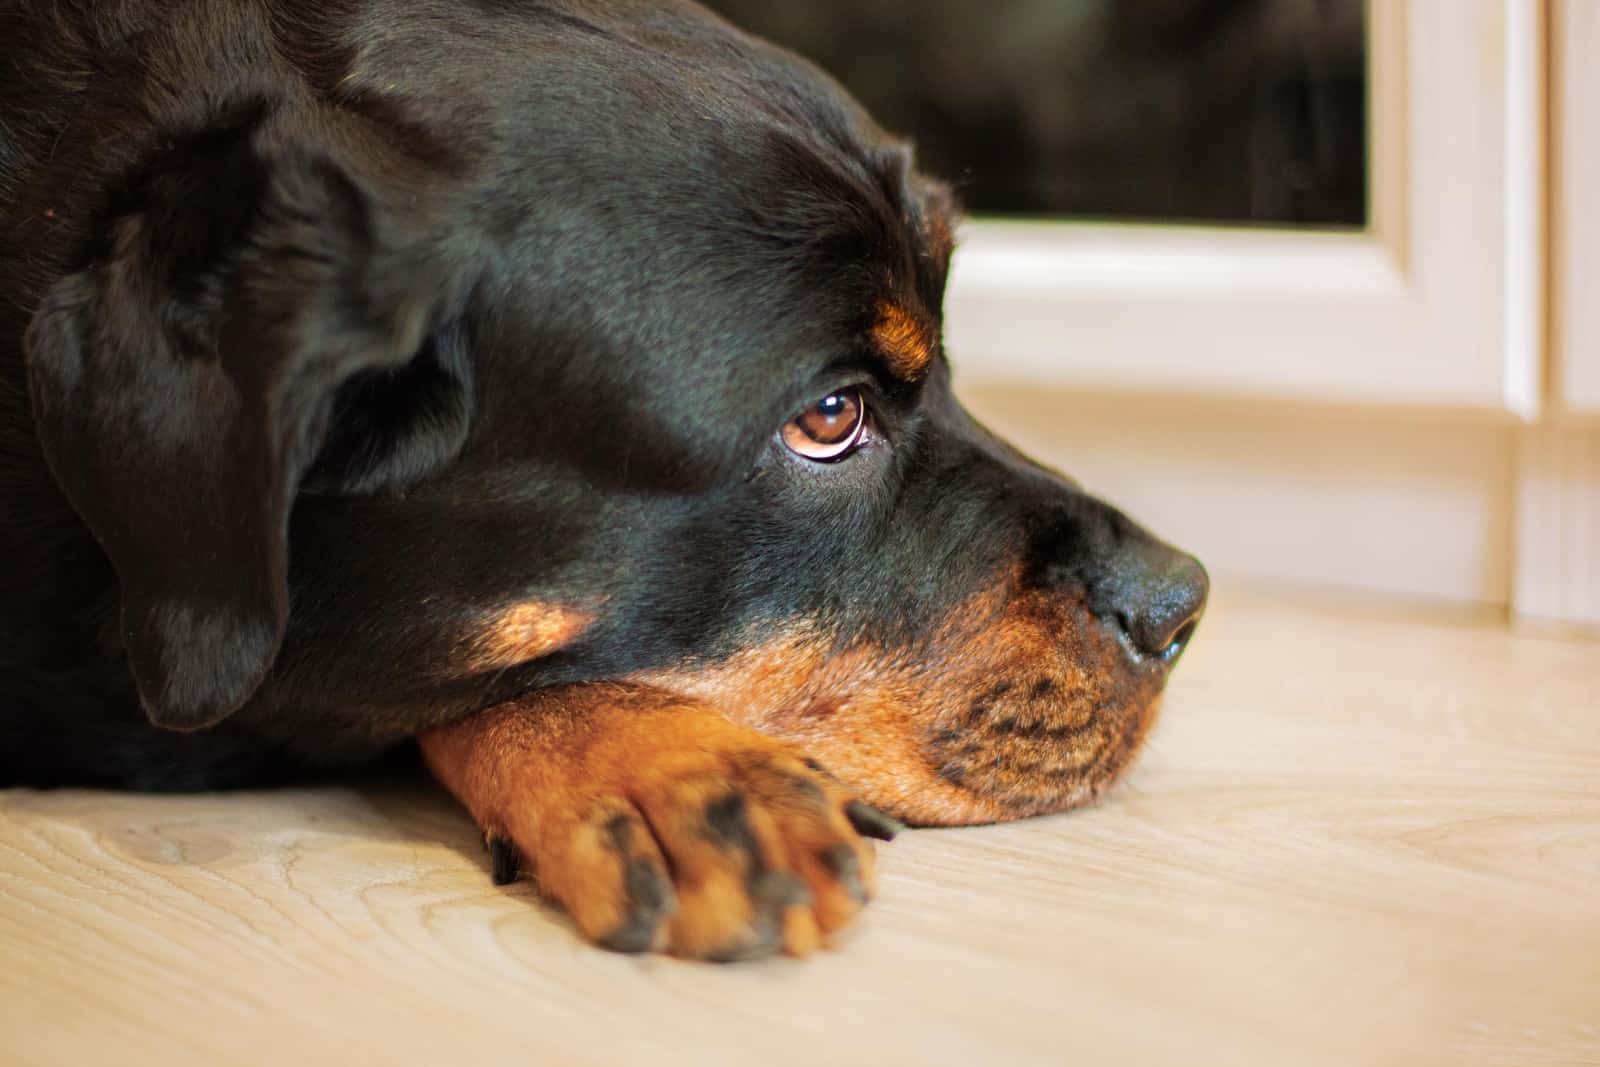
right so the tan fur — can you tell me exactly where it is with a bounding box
[461,601,593,672]
[871,300,934,381]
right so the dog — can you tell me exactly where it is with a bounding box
[0,0,1207,961]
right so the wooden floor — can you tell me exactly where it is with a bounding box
[2,587,1596,1067]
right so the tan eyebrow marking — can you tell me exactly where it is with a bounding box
[872,300,934,381]
[463,601,594,671]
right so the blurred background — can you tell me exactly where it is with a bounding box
[707,0,1367,226]
[703,0,1598,631]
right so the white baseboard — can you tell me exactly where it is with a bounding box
[1514,425,1600,629]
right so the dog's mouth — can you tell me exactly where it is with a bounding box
[634,583,1176,827]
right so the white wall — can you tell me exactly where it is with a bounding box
[961,386,1516,607]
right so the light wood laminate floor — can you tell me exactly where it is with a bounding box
[2,587,1596,1066]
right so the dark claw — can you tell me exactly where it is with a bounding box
[845,800,904,841]
[820,842,868,905]
[487,835,521,885]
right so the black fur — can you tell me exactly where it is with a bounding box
[0,0,1206,791]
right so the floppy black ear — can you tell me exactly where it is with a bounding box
[25,130,451,731]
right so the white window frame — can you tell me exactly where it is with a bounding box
[943,0,1543,419]
[1555,0,1600,414]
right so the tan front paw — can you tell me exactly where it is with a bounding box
[419,684,900,960]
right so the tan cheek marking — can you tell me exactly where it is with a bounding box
[465,602,594,671]
[872,300,933,381]
[635,631,1015,826]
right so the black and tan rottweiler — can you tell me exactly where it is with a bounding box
[0,0,1207,960]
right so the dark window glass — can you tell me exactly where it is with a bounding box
[701,0,1368,228]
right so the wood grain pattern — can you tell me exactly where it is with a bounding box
[2,587,1597,1067]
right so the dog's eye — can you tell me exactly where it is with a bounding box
[781,388,868,461]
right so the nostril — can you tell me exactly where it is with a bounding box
[1162,617,1199,660]
[1126,607,1197,661]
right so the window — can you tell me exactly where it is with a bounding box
[704,0,1367,228]
[704,1,1542,417]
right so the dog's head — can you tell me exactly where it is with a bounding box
[22,0,1204,823]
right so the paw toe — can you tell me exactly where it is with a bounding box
[505,798,676,952]
[595,855,676,953]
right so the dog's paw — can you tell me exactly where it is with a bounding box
[489,750,886,960]
[419,685,901,960]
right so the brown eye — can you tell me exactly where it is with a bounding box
[781,388,868,461]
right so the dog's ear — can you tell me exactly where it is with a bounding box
[25,127,455,731]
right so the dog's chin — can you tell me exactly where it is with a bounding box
[765,681,1167,829]
[901,690,1167,825]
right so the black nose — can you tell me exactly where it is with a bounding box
[1101,547,1209,660]
[1024,495,1209,664]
